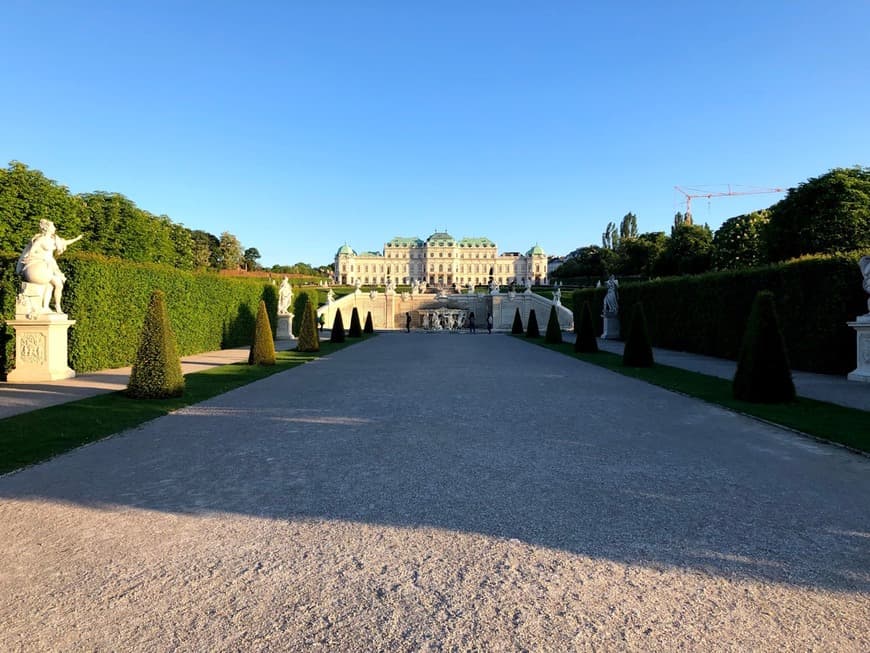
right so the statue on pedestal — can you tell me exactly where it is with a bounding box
[604,275,619,315]
[859,256,870,319]
[16,219,82,318]
[277,277,293,315]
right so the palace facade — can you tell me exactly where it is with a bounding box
[334,231,548,287]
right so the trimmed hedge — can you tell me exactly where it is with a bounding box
[526,309,540,338]
[348,307,362,338]
[733,291,796,402]
[622,303,654,368]
[571,254,868,374]
[248,299,276,365]
[1,252,279,376]
[295,294,320,352]
[364,311,374,334]
[330,309,346,343]
[127,290,184,398]
[545,306,562,344]
[511,308,524,334]
[574,302,598,353]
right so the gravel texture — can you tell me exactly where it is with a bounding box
[1,332,868,651]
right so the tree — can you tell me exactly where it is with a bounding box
[248,300,276,365]
[574,302,598,353]
[622,303,654,367]
[619,212,638,240]
[169,223,195,270]
[0,161,86,254]
[763,167,870,262]
[545,306,562,344]
[218,231,243,269]
[655,224,713,277]
[672,211,693,233]
[127,290,184,398]
[243,247,262,271]
[191,230,220,269]
[511,308,524,334]
[330,309,346,343]
[554,246,617,279]
[602,222,619,250]
[712,210,770,270]
[615,231,667,277]
[733,291,795,403]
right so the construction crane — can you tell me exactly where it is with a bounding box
[674,185,785,218]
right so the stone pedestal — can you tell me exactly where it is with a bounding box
[6,316,76,382]
[601,313,620,340]
[276,313,295,340]
[847,318,870,383]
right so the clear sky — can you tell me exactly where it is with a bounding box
[2,1,868,267]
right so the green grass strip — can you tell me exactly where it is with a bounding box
[531,339,869,454]
[0,340,363,475]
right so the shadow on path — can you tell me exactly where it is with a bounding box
[1,333,868,594]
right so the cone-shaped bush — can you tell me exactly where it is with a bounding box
[623,303,654,367]
[574,301,599,353]
[295,295,320,352]
[127,290,184,398]
[348,307,363,337]
[545,305,562,344]
[511,308,524,334]
[733,291,796,403]
[330,309,346,343]
[248,300,276,365]
[526,309,540,338]
[364,312,374,334]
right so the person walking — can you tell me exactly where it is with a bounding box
[405,311,412,333]
[468,312,476,334]
[487,313,493,334]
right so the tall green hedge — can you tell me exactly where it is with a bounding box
[1,252,278,376]
[571,253,867,374]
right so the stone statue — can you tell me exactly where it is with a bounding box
[553,286,562,305]
[369,288,378,300]
[327,288,335,303]
[859,256,870,317]
[411,279,419,295]
[16,219,82,316]
[277,277,293,315]
[467,282,475,295]
[489,279,499,295]
[524,277,533,293]
[604,275,619,314]
[354,278,362,293]
[385,277,396,294]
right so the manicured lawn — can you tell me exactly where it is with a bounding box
[0,340,363,475]
[531,339,870,455]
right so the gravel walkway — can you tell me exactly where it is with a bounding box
[1,333,868,651]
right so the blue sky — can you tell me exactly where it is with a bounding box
[3,1,868,267]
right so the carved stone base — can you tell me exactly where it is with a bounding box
[601,314,620,340]
[6,318,76,383]
[847,319,870,383]
[276,313,295,340]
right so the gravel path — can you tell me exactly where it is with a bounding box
[1,333,868,651]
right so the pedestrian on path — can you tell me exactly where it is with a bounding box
[469,312,476,334]
[487,313,493,334]
[406,312,412,333]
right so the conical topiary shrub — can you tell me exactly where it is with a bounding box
[248,299,276,365]
[622,303,654,367]
[330,309,346,343]
[296,295,320,352]
[511,308,524,334]
[364,311,374,334]
[526,309,540,338]
[545,305,562,344]
[574,301,599,353]
[348,307,362,338]
[127,289,184,398]
[733,291,796,403]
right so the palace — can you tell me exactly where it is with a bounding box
[334,231,548,287]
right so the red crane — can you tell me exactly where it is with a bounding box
[674,185,785,218]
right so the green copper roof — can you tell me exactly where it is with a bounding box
[526,243,545,256]
[459,237,496,247]
[426,231,455,246]
[386,236,425,247]
[336,243,356,256]
[360,250,382,257]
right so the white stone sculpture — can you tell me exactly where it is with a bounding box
[385,277,396,295]
[15,219,82,318]
[489,279,499,295]
[327,288,335,303]
[354,278,362,294]
[553,286,562,306]
[370,288,378,300]
[859,256,870,320]
[277,277,293,315]
[467,282,475,295]
[604,275,619,315]
[523,277,533,294]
